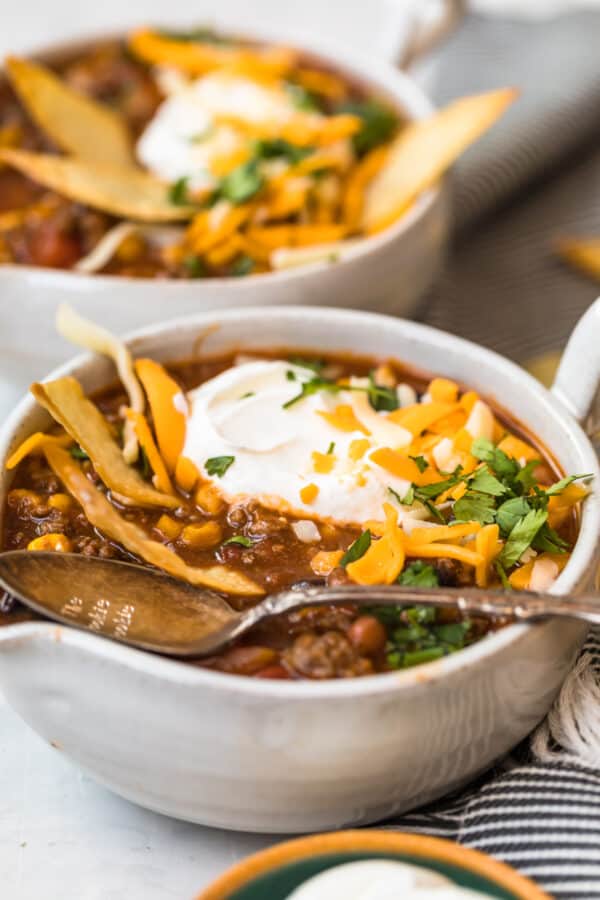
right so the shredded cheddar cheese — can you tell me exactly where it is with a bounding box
[300,483,319,504]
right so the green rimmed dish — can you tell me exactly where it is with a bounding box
[196,831,551,899]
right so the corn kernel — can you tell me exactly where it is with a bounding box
[180,521,223,549]
[48,493,73,513]
[195,482,225,515]
[28,533,73,552]
[300,483,319,504]
[155,514,182,541]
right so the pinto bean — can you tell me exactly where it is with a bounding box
[347,616,387,655]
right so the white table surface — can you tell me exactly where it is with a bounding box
[1,694,288,899]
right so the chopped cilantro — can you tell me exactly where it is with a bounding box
[409,455,429,474]
[453,491,497,524]
[367,371,399,412]
[495,496,531,536]
[327,441,335,454]
[341,530,371,566]
[168,176,191,206]
[494,560,512,590]
[545,474,591,496]
[138,447,151,480]
[499,508,548,568]
[287,356,324,373]
[468,467,508,496]
[532,522,570,554]
[222,535,253,548]
[230,255,254,277]
[218,160,263,204]
[471,438,520,482]
[70,445,89,461]
[338,99,398,155]
[284,82,322,112]
[159,26,227,43]
[253,138,313,164]
[398,562,440,588]
[183,255,206,278]
[286,370,297,381]
[205,455,235,477]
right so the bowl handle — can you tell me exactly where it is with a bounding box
[551,298,600,436]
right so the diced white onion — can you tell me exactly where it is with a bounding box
[529,558,559,592]
[465,400,495,441]
[292,520,321,543]
[396,383,417,407]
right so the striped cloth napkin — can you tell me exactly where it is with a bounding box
[384,11,600,899]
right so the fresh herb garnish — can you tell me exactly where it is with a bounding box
[253,137,313,165]
[286,370,297,381]
[495,496,531,535]
[545,474,591,495]
[494,560,512,590]
[230,255,254,276]
[398,562,440,587]
[341,530,371,566]
[240,392,255,399]
[218,160,263,204]
[222,535,253,548]
[367,371,399,412]
[337,99,398,155]
[169,176,191,206]
[283,375,342,408]
[410,454,429,474]
[159,26,228,43]
[471,438,520,482]
[499,508,548,568]
[327,441,335,454]
[205,455,235,477]
[183,255,206,278]
[284,82,322,112]
[453,491,497,524]
[468,467,508,496]
[138,447,151,480]
[287,356,324,373]
[70,445,89,461]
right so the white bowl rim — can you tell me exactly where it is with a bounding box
[1,304,598,699]
[0,23,440,289]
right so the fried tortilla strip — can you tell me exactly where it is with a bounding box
[361,88,518,234]
[6,56,134,168]
[56,303,144,463]
[556,237,600,282]
[0,149,193,222]
[44,444,263,597]
[31,377,178,509]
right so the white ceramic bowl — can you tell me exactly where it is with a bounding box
[0,26,449,415]
[0,303,598,833]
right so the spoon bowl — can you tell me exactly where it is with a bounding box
[1,551,599,659]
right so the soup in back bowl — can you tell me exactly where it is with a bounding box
[0,25,516,411]
[0,303,597,831]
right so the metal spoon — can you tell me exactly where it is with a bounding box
[0,550,598,658]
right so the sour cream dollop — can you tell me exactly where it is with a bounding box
[284,859,492,900]
[182,360,423,525]
[137,72,302,190]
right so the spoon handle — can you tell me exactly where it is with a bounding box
[252,584,600,626]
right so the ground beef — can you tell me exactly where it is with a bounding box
[283,631,373,679]
[434,558,472,587]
